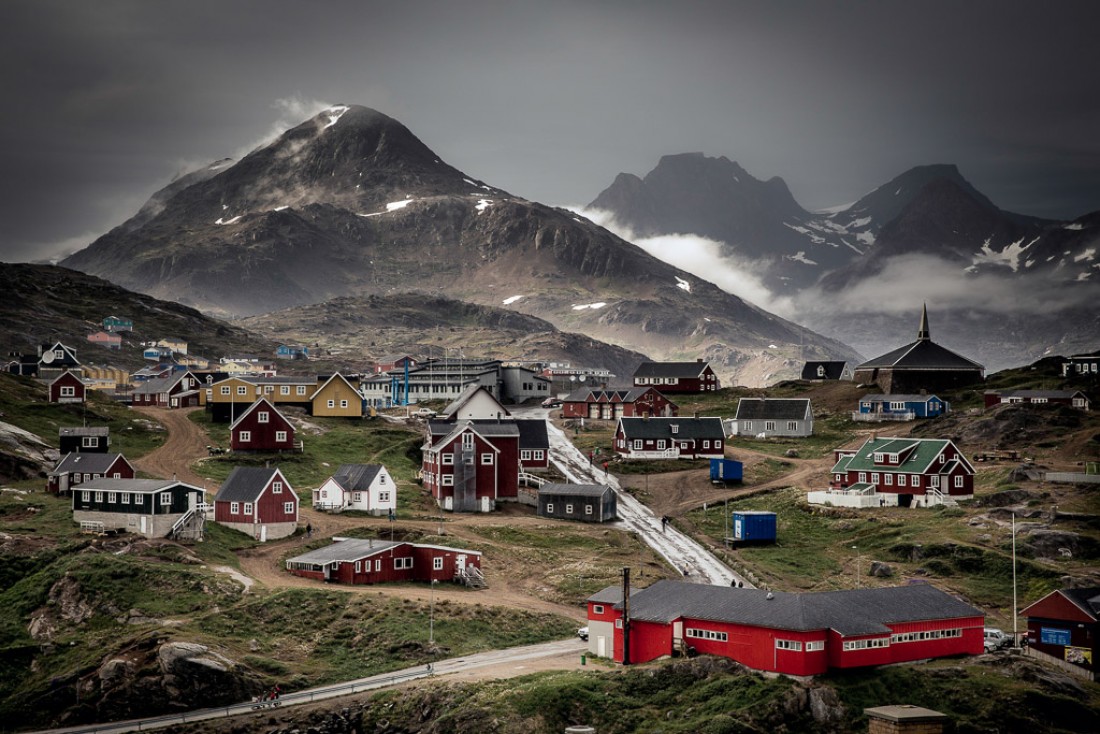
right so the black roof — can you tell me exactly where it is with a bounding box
[856,307,983,372]
[513,419,549,451]
[52,452,127,475]
[77,478,199,494]
[1060,587,1100,620]
[215,466,284,503]
[618,417,724,441]
[801,361,848,380]
[633,361,711,379]
[538,483,613,498]
[616,580,983,636]
[563,387,662,403]
[330,464,384,491]
[734,398,811,421]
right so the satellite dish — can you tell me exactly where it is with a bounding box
[579,375,587,382]
[41,351,54,364]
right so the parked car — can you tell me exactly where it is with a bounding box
[411,407,437,418]
[577,626,589,641]
[984,627,1009,652]
[542,397,562,408]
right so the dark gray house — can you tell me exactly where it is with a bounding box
[801,361,851,381]
[730,398,813,437]
[537,483,617,523]
[72,478,205,539]
[59,426,110,454]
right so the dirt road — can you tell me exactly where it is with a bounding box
[131,406,208,486]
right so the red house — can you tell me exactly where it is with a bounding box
[213,466,298,541]
[421,421,520,512]
[632,360,720,393]
[586,580,983,675]
[827,436,975,507]
[1021,587,1099,680]
[562,387,678,420]
[48,452,134,495]
[614,417,725,460]
[131,371,202,408]
[49,371,86,404]
[229,398,297,452]
[285,538,483,586]
[983,390,1091,411]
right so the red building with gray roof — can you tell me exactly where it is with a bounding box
[587,580,983,675]
[213,466,298,541]
[285,537,482,586]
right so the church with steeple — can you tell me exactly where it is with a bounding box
[852,306,985,394]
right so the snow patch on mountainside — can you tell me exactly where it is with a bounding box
[967,237,1037,273]
[786,251,818,266]
[323,105,350,130]
[214,216,242,225]
[502,295,524,305]
[675,276,691,293]
[572,302,607,311]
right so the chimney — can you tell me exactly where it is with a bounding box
[697,358,703,363]
[693,411,698,419]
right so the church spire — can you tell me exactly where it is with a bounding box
[917,303,930,341]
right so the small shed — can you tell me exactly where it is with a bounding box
[537,483,617,523]
[731,511,776,543]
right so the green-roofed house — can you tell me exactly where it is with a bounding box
[852,305,984,394]
[810,435,975,508]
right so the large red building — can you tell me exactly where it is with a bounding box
[285,538,482,586]
[586,580,983,675]
[632,360,719,393]
[422,421,520,512]
[828,436,975,506]
[561,387,678,420]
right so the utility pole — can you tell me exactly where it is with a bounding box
[852,545,860,588]
[429,578,437,645]
[1012,513,1019,647]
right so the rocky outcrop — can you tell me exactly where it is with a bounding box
[28,575,96,641]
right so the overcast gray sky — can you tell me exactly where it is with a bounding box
[3,0,1098,262]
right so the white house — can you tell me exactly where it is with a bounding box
[313,464,397,515]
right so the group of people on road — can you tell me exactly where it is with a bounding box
[254,685,281,703]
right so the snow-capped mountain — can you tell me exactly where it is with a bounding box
[60,106,857,386]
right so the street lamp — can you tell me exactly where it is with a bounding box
[852,545,861,588]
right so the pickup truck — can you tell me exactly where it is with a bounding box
[411,407,437,418]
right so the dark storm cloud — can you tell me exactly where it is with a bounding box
[2,0,1098,262]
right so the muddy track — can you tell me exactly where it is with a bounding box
[131,406,208,486]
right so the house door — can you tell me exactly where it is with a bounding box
[188,492,198,511]
[455,554,466,574]
[170,397,178,408]
[60,474,69,493]
[139,516,147,535]
[673,621,684,653]
[597,636,607,657]
[589,404,598,419]
[260,525,267,542]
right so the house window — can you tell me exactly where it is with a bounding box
[352,492,362,503]
[670,425,679,434]
[283,502,294,514]
[281,386,290,395]
[160,492,172,506]
[685,628,728,642]
[954,475,964,488]
[134,493,143,505]
[462,433,474,449]
[81,490,90,502]
[265,385,274,394]
[858,472,867,483]
[657,440,666,450]
[379,491,390,502]
[482,453,494,465]
[585,505,593,515]
[775,640,803,651]
[806,640,825,652]
[239,431,251,442]
[433,557,444,571]
[121,493,130,504]
[911,475,921,488]
[442,475,454,486]
[297,386,307,395]
[108,492,117,503]
[593,604,604,614]
[94,491,103,502]
[327,400,335,408]
[632,440,642,450]
[237,386,248,395]
[380,474,387,484]
[231,502,240,514]
[276,431,287,442]
[60,386,75,397]
[546,503,554,513]
[787,421,797,431]
[394,557,413,569]
[521,450,532,461]
[884,474,893,486]
[534,450,544,460]
[375,559,381,572]
[890,402,905,411]
[765,421,776,432]
[82,437,97,448]
[897,474,907,486]
[870,473,880,484]
[355,561,361,573]
[258,411,269,423]
[564,504,574,514]
[243,502,253,514]
[54,349,64,359]
[930,475,940,488]
[873,452,883,463]
[221,386,231,395]
[742,421,752,431]
[442,453,453,465]
[340,400,349,408]
[273,482,283,493]
[615,619,623,628]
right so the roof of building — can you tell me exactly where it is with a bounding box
[329,464,385,491]
[734,398,811,421]
[830,436,972,475]
[229,398,292,430]
[1059,587,1100,620]
[60,426,110,437]
[76,478,199,494]
[131,371,191,395]
[615,579,983,636]
[800,361,848,380]
[589,585,632,605]
[990,390,1085,400]
[856,306,983,372]
[538,483,613,498]
[427,420,519,452]
[861,394,942,403]
[286,538,480,566]
[618,417,724,441]
[214,466,287,503]
[52,452,127,475]
[439,385,509,419]
[633,361,711,379]
[563,387,672,404]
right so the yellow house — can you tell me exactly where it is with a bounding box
[310,373,363,418]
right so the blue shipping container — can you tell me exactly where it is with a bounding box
[710,458,743,483]
[732,511,776,542]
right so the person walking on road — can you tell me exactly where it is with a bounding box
[305,523,312,539]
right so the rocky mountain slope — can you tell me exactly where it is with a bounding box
[61,106,857,386]
[0,262,277,370]
[240,293,650,380]
[588,156,1099,371]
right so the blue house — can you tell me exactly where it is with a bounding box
[143,346,173,361]
[276,344,310,360]
[855,393,948,422]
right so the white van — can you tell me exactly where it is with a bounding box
[984,628,1009,652]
